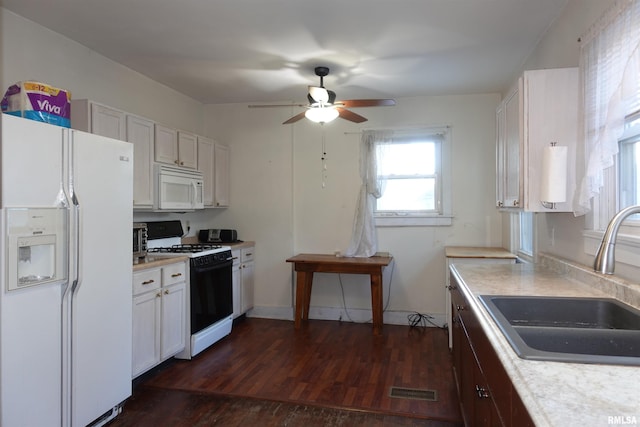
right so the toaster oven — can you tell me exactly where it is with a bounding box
[133,222,148,259]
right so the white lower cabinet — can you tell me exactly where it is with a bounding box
[231,246,255,318]
[132,260,187,378]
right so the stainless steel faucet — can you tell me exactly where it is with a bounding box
[593,205,640,274]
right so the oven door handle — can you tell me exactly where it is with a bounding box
[192,259,233,274]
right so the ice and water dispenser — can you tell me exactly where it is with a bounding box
[5,208,67,291]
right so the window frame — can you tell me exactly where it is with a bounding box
[373,127,453,227]
[583,112,640,268]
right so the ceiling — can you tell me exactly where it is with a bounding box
[0,0,568,105]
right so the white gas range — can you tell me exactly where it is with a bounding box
[146,221,234,359]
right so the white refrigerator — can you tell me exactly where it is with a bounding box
[0,113,133,426]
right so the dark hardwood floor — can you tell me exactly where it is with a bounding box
[110,318,463,426]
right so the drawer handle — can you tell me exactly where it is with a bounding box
[142,279,155,285]
[171,273,182,278]
[245,253,252,257]
[476,385,490,399]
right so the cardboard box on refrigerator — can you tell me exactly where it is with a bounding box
[1,81,71,128]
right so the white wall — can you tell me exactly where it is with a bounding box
[203,94,501,322]
[1,7,222,240]
[0,8,204,133]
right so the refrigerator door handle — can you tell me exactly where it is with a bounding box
[68,131,82,296]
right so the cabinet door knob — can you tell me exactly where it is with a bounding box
[164,289,169,295]
[156,292,162,298]
[475,385,490,399]
[513,199,519,207]
[497,201,504,207]
[456,305,465,311]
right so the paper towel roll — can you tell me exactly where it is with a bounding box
[540,145,568,203]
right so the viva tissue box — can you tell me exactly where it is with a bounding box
[1,81,71,128]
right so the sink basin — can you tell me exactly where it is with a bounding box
[485,296,640,330]
[479,295,640,366]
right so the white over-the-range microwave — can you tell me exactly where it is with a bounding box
[154,164,204,211]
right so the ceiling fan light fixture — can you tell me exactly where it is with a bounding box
[305,106,339,123]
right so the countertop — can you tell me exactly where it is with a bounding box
[132,241,255,271]
[450,254,640,427]
[445,246,517,259]
[133,256,189,271]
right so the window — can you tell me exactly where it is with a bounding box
[618,111,640,221]
[373,128,452,226]
[518,212,534,260]
[579,0,640,269]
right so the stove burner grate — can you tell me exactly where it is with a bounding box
[148,243,223,254]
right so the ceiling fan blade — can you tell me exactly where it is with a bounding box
[248,103,308,108]
[337,108,368,123]
[308,86,329,103]
[338,99,396,108]
[282,111,307,124]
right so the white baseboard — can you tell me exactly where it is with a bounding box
[247,305,446,328]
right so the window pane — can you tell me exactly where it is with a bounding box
[377,142,435,176]
[619,139,639,208]
[377,178,436,211]
[519,212,533,256]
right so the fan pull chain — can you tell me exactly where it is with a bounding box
[321,125,327,188]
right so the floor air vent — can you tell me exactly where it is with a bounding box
[389,387,437,401]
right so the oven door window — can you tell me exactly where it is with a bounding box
[190,261,233,334]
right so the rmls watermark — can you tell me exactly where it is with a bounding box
[608,415,638,425]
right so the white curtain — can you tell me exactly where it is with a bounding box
[575,0,640,216]
[344,130,392,257]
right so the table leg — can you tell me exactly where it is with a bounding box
[370,270,383,335]
[303,272,313,321]
[294,271,306,329]
[294,270,314,328]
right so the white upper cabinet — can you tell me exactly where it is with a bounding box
[127,115,155,208]
[71,99,230,209]
[154,124,179,166]
[154,126,198,169]
[71,100,153,209]
[198,137,230,208]
[214,143,230,207]
[71,100,125,140]
[177,131,198,169]
[496,68,578,212]
[197,136,215,206]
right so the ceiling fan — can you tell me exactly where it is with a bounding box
[249,66,396,125]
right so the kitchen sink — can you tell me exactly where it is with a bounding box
[479,295,640,366]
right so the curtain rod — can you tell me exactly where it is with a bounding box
[344,125,451,135]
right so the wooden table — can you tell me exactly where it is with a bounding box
[286,253,393,335]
